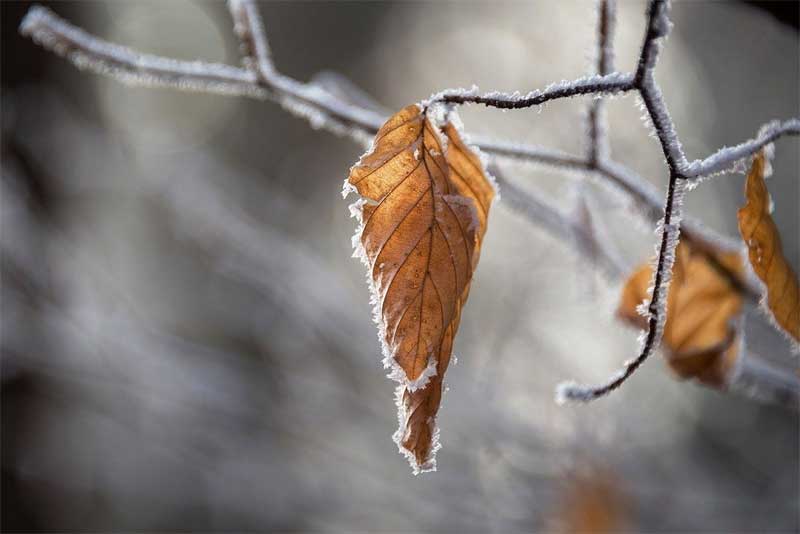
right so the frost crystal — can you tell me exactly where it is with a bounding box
[389,386,442,475]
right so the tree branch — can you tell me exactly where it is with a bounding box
[587,0,616,165]
[433,73,634,109]
[634,0,689,174]
[558,171,688,403]
[227,0,276,79]
[490,164,627,281]
[685,119,800,179]
[557,0,691,402]
[18,5,266,95]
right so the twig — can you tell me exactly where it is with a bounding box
[732,350,800,410]
[587,0,615,165]
[558,0,689,402]
[635,1,688,173]
[684,119,800,179]
[433,73,634,109]
[227,0,276,78]
[490,165,627,281]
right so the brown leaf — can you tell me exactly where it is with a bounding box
[346,104,494,472]
[737,150,800,343]
[617,242,745,387]
[551,466,628,533]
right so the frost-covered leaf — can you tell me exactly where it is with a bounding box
[618,243,745,387]
[345,104,494,473]
[737,151,800,344]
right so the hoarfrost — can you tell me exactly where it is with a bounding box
[20,6,268,97]
[556,176,688,404]
[402,355,438,393]
[636,300,651,319]
[684,119,799,180]
[391,385,442,475]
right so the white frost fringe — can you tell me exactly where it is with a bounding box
[391,385,442,475]
[555,177,689,403]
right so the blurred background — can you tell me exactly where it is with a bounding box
[2,1,798,531]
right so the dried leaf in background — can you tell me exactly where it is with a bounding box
[345,104,494,472]
[552,467,627,533]
[618,243,745,387]
[738,150,800,344]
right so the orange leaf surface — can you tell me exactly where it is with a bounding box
[618,243,745,387]
[345,104,494,473]
[737,151,800,343]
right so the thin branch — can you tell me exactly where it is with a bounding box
[433,73,635,109]
[558,171,687,403]
[595,0,616,82]
[227,0,276,79]
[634,0,689,174]
[18,5,266,96]
[557,0,688,402]
[587,0,616,165]
[732,350,800,410]
[685,119,800,179]
[469,138,592,170]
[490,165,627,281]
[596,161,748,258]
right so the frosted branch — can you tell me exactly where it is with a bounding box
[434,72,635,109]
[731,350,800,409]
[490,165,627,281]
[558,172,688,403]
[473,138,591,170]
[227,0,277,79]
[685,119,800,179]
[634,0,689,173]
[587,0,616,164]
[19,5,267,97]
[555,0,682,402]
